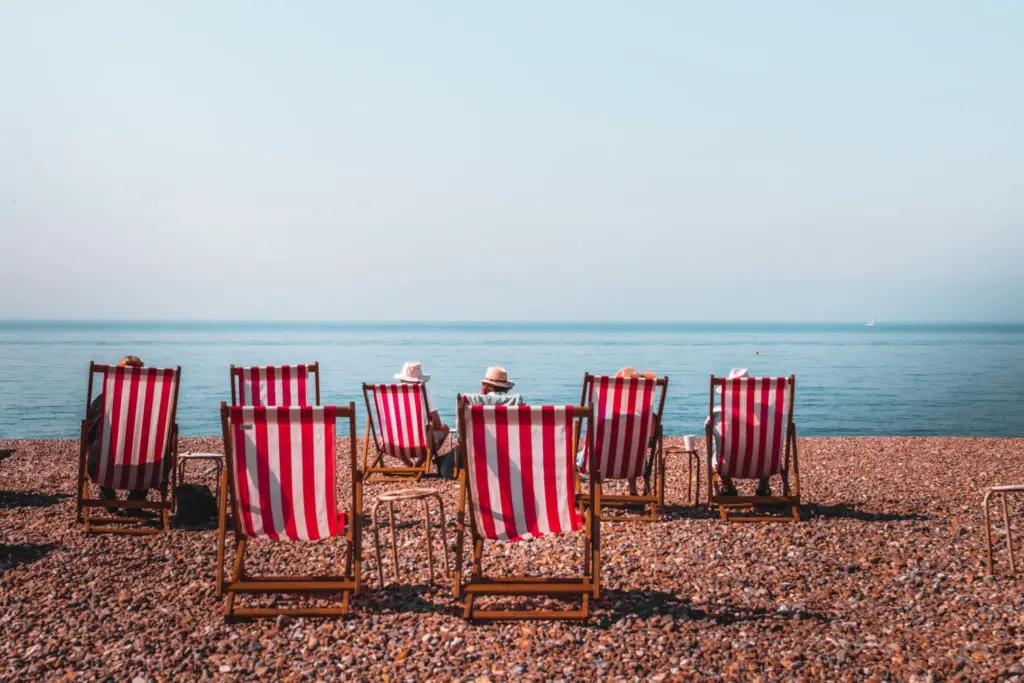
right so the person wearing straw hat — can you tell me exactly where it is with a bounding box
[394,361,450,453]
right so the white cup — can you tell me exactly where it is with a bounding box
[683,435,697,452]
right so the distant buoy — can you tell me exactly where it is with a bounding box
[754,350,759,355]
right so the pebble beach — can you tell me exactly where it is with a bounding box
[1,436,1023,681]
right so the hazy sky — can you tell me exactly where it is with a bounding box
[1,2,1022,321]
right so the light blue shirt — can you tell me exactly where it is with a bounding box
[456,392,526,437]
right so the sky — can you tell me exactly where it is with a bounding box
[1,2,1022,322]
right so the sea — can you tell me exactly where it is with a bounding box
[1,321,1022,439]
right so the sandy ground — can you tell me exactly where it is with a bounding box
[1,436,1023,681]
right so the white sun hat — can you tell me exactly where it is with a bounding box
[394,361,430,383]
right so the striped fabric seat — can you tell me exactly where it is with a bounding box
[462,403,582,542]
[715,377,791,480]
[92,365,179,491]
[233,365,313,407]
[581,376,658,480]
[366,384,429,467]
[226,406,345,541]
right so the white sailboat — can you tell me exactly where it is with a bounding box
[866,318,875,327]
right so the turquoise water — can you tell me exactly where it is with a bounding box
[1,321,1022,439]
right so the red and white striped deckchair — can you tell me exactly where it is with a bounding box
[216,402,361,621]
[230,363,320,407]
[576,373,668,522]
[453,397,599,621]
[361,383,434,480]
[76,363,181,534]
[706,375,801,522]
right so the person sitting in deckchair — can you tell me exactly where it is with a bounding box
[577,367,657,496]
[707,368,772,497]
[85,355,169,510]
[394,361,450,453]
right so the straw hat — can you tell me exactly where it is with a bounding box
[394,361,430,383]
[616,367,657,380]
[118,355,143,368]
[482,366,515,390]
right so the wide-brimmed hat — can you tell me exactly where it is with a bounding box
[394,361,430,383]
[482,366,515,389]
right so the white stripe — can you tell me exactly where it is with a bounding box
[145,373,164,488]
[482,409,506,540]
[529,409,552,537]
[128,369,148,490]
[552,409,573,533]
[288,410,308,540]
[612,387,629,478]
[505,409,528,539]
[464,404,487,538]
[113,373,130,486]
[242,410,265,537]
[265,414,285,537]
[97,371,115,483]
[313,411,330,540]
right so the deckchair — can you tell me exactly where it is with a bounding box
[361,383,435,480]
[230,363,320,406]
[453,396,598,621]
[575,373,668,522]
[76,363,181,534]
[706,375,800,522]
[216,403,362,621]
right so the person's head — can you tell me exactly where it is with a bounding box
[615,367,656,380]
[480,366,515,395]
[393,361,430,384]
[118,355,144,368]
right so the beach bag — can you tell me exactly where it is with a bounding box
[434,447,457,479]
[173,483,217,526]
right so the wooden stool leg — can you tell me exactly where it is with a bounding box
[435,494,450,578]
[423,498,436,585]
[687,453,693,504]
[388,502,401,583]
[372,500,386,589]
[983,490,995,574]
[1002,493,1017,574]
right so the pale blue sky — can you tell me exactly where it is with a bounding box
[1,2,1022,321]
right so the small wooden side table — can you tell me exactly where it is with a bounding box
[371,488,450,588]
[984,484,1024,575]
[177,452,225,503]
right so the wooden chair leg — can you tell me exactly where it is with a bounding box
[388,502,401,583]
[435,495,451,578]
[423,498,436,585]
[371,500,386,589]
[215,470,229,597]
[1002,493,1017,574]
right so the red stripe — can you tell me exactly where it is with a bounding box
[118,369,141,490]
[494,408,517,540]
[104,367,126,489]
[618,379,640,479]
[248,368,260,407]
[411,385,425,464]
[277,407,298,540]
[769,378,786,474]
[517,408,539,537]
[300,407,319,539]
[726,379,743,478]
[470,406,497,539]
[563,408,580,531]
[635,380,655,479]
[231,410,256,537]
[391,387,409,465]
[605,378,624,478]
[542,406,562,534]
[150,369,174,490]
[401,384,418,462]
[757,379,771,477]
[324,407,339,536]
[254,407,276,539]
[742,379,756,478]
[136,369,158,490]
[378,389,397,459]
[296,366,308,407]
[266,366,277,406]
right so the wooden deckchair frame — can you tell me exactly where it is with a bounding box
[574,373,669,523]
[361,383,435,481]
[76,362,180,535]
[706,375,801,523]
[453,398,599,621]
[229,362,321,406]
[215,402,362,622]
